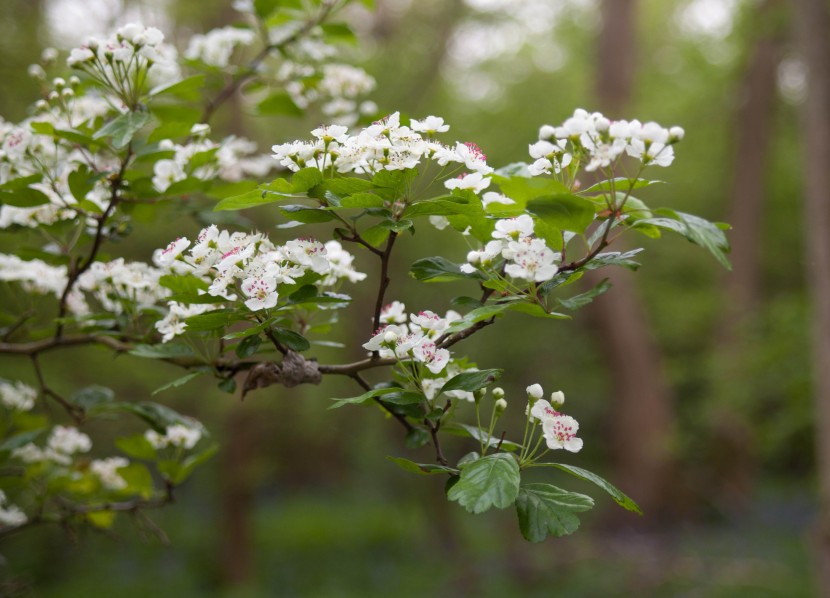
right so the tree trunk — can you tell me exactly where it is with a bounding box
[711,0,782,510]
[590,0,675,518]
[794,0,830,591]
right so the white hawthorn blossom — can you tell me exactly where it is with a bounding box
[90,457,129,491]
[0,380,36,411]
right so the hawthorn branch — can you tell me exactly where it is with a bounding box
[372,232,398,332]
[55,148,132,339]
[349,372,414,433]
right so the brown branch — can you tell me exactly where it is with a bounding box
[30,354,84,424]
[55,149,132,339]
[372,232,398,332]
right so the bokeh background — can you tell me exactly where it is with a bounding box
[0,0,824,595]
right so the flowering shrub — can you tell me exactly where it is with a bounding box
[0,0,730,545]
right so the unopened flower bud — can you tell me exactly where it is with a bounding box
[383,330,398,344]
[474,388,487,404]
[669,126,685,142]
[34,99,48,112]
[47,91,59,102]
[526,384,543,400]
[550,390,565,408]
[41,47,59,64]
[494,398,507,415]
[595,117,610,132]
[466,250,481,265]
[539,124,556,140]
[61,88,74,98]
[27,64,46,80]
[68,76,81,87]
[492,387,505,400]
[52,77,66,89]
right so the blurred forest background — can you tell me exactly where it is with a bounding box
[0,0,828,596]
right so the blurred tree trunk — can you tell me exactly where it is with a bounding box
[794,0,830,590]
[711,0,782,509]
[589,0,675,518]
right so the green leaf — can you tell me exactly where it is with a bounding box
[378,390,424,406]
[317,177,373,196]
[214,188,288,211]
[404,427,431,449]
[504,302,570,320]
[582,177,663,194]
[582,248,644,271]
[440,369,503,394]
[70,385,114,410]
[169,444,218,484]
[556,279,612,310]
[447,453,520,514]
[257,92,303,117]
[0,429,44,454]
[159,274,209,295]
[515,483,594,542]
[541,463,642,514]
[279,204,337,223]
[386,456,458,475]
[149,75,206,100]
[329,387,406,409]
[443,303,514,333]
[117,462,154,498]
[493,173,569,203]
[360,223,391,247]
[129,343,195,359]
[527,194,596,234]
[272,328,310,351]
[151,371,205,396]
[402,197,482,218]
[114,402,194,431]
[340,192,384,208]
[443,423,523,452]
[185,310,234,331]
[0,174,42,191]
[636,209,732,269]
[410,256,474,283]
[235,334,261,358]
[291,167,324,193]
[0,185,51,207]
[116,435,157,461]
[93,111,152,148]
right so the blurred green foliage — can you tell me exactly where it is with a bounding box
[0,0,816,595]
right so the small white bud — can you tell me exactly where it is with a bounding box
[41,47,59,63]
[383,330,398,344]
[595,117,610,132]
[494,398,507,415]
[68,76,81,87]
[526,384,543,400]
[52,77,66,89]
[550,391,565,408]
[466,250,481,265]
[492,387,505,400]
[669,126,685,142]
[27,64,46,80]
[538,124,556,140]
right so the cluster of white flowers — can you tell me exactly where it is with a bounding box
[153,127,274,193]
[152,226,364,341]
[0,490,27,528]
[145,423,202,450]
[13,425,92,466]
[184,26,256,68]
[529,108,684,176]
[462,214,561,283]
[363,303,462,374]
[526,384,582,452]
[67,23,180,90]
[90,456,129,491]
[0,380,37,411]
[0,95,115,230]
[271,113,493,179]
[279,60,376,126]
[0,254,89,313]
[77,258,169,314]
